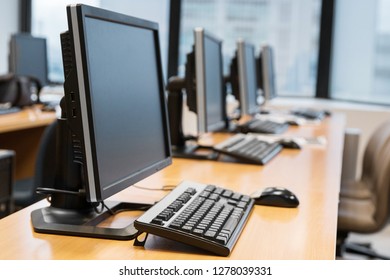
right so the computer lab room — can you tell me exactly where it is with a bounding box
[0,0,390,261]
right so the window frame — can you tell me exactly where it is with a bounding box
[19,0,32,32]
[315,0,334,99]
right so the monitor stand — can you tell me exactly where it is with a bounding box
[171,143,219,160]
[31,201,151,240]
[167,90,218,160]
[31,100,154,240]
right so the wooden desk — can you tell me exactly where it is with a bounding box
[0,114,345,260]
[0,106,56,180]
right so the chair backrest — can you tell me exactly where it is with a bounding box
[0,150,15,217]
[360,120,390,230]
[13,120,57,208]
[341,128,360,182]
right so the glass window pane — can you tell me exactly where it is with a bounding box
[178,0,322,97]
[331,0,390,104]
[31,0,170,83]
[31,0,99,83]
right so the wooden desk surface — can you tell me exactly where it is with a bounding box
[0,114,345,260]
[0,105,56,134]
[0,106,57,179]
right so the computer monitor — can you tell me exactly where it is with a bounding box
[8,33,49,86]
[166,28,226,159]
[256,45,328,119]
[227,40,260,117]
[31,4,172,240]
[257,45,277,103]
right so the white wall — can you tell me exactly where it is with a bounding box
[0,0,19,74]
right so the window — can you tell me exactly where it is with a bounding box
[31,0,170,83]
[178,0,322,97]
[31,0,98,83]
[331,0,390,105]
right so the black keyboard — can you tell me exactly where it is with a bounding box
[134,181,254,256]
[237,119,289,134]
[213,133,283,165]
[291,108,325,120]
[0,107,21,115]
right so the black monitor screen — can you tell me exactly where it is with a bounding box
[194,28,225,133]
[68,5,171,202]
[9,34,48,86]
[260,45,277,101]
[199,30,226,133]
[244,45,258,114]
[238,40,259,116]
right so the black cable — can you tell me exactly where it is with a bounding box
[132,184,176,191]
[36,187,85,196]
[101,200,155,216]
[100,201,114,215]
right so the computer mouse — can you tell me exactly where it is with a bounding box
[324,110,332,117]
[286,120,299,126]
[251,187,299,208]
[279,139,302,149]
[258,109,270,114]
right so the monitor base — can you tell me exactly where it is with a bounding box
[31,201,153,240]
[172,144,219,160]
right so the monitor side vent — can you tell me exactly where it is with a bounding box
[60,31,74,79]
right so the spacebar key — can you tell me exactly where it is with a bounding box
[215,216,239,245]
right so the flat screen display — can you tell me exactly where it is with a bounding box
[9,34,48,86]
[202,32,225,132]
[238,40,259,115]
[69,5,171,201]
[243,43,259,114]
[182,28,226,135]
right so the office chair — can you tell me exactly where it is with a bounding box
[0,150,15,218]
[340,129,359,184]
[339,127,373,199]
[337,120,390,259]
[13,120,57,209]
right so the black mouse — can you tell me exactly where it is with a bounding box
[279,139,302,149]
[251,187,299,208]
[286,120,299,126]
[259,109,270,114]
[324,110,332,116]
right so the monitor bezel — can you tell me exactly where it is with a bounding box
[194,27,226,134]
[237,40,260,116]
[67,4,172,202]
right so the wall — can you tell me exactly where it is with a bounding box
[0,0,19,74]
